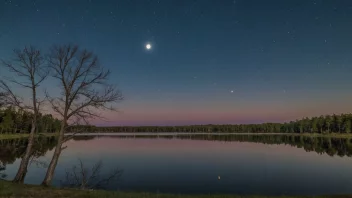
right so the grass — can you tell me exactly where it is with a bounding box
[0,180,351,198]
[0,133,57,140]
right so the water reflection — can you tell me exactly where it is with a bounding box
[0,136,57,179]
[60,158,123,190]
[73,134,352,157]
[1,134,352,195]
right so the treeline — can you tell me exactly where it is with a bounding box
[0,107,61,134]
[70,114,352,134]
[3,108,352,135]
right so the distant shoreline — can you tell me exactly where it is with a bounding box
[67,132,352,138]
[1,132,352,140]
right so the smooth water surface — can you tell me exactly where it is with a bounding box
[1,134,352,195]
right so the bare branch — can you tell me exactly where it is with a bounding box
[43,44,123,186]
[94,168,123,189]
[1,46,50,183]
[6,78,32,88]
[45,90,64,117]
[46,44,123,130]
[60,159,123,190]
[1,60,30,78]
[0,46,49,111]
[0,80,24,109]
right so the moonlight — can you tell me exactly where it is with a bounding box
[146,43,152,50]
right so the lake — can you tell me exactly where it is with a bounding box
[1,134,352,196]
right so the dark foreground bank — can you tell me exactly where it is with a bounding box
[0,181,351,198]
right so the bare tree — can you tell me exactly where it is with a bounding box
[60,159,122,190]
[41,45,122,186]
[0,46,48,183]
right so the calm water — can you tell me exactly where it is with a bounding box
[1,134,352,195]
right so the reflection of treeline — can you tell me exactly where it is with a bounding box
[0,107,61,134]
[183,135,352,157]
[71,136,96,141]
[0,136,57,166]
[87,134,352,157]
[69,114,352,134]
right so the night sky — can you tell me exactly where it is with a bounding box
[1,0,352,126]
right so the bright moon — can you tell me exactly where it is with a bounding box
[146,43,152,50]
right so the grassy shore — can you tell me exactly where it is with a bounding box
[0,133,58,140]
[0,180,351,198]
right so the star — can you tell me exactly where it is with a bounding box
[230,90,234,93]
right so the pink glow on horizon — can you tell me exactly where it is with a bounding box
[42,92,352,126]
[92,102,352,126]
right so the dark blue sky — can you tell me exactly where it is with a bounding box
[1,0,352,126]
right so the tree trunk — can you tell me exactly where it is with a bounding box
[13,79,39,183]
[41,120,65,186]
[12,121,36,183]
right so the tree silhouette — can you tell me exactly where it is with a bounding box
[42,44,122,186]
[0,46,49,183]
